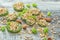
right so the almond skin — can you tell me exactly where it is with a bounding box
[44,18,52,22]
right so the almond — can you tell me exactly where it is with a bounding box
[44,18,52,22]
[48,37,52,40]
[22,24,28,30]
[16,19,22,23]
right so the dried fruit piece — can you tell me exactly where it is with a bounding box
[43,27,48,34]
[7,13,17,21]
[31,27,37,34]
[1,26,5,32]
[47,12,51,16]
[32,3,37,7]
[6,21,22,33]
[26,4,30,8]
[37,19,48,27]
[13,2,24,11]
[29,8,40,15]
[0,7,8,16]
[26,18,35,26]
[18,8,27,17]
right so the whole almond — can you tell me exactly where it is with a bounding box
[48,37,52,40]
[44,18,52,22]
[16,19,22,23]
[22,24,28,30]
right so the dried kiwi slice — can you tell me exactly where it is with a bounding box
[13,2,24,11]
[37,19,48,27]
[25,18,35,26]
[6,21,22,33]
[7,13,17,21]
[0,7,8,16]
[29,8,40,15]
